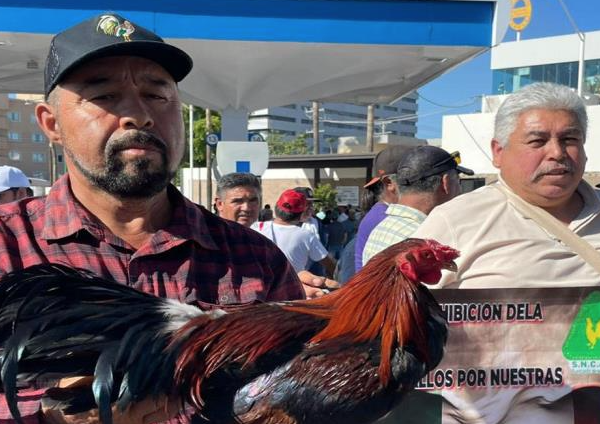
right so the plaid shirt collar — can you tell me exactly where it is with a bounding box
[40,174,218,251]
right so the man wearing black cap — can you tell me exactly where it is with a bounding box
[355,145,409,271]
[292,186,321,239]
[0,13,303,424]
[362,145,473,264]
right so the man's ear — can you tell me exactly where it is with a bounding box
[440,173,452,195]
[491,139,503,169]
[35,102,62,146]
[382,176,397,192]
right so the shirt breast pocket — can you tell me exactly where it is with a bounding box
[217,273,267,305]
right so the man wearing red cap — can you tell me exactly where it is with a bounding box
[253,189,336,278]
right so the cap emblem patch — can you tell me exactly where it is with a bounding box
[96,15,135,42]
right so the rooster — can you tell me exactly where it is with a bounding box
[0,238,457,424]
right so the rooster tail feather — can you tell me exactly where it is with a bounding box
[1,329,32,424]
[92,346,118,424]
[0,264,207,417]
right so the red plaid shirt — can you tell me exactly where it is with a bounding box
[0,174,303,423]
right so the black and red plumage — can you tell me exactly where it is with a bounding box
[0,238,458,424]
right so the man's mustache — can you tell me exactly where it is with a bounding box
[106,131,167,156]
[532,161,575,181]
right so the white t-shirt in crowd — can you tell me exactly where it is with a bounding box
[301,217,320,239]
[252,221,328,272]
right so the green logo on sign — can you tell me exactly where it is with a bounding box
[563,291,600,373]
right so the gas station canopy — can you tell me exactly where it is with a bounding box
[0,0,510,111]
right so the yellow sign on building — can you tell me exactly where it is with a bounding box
[509,0,532,32]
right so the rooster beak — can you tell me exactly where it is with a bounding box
[442,260,458,272]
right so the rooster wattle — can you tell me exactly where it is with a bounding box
[0,238,458,424]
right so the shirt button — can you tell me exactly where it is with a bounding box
[220,295,229,302]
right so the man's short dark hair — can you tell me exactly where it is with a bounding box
[274,204,302,223]
[216,173,261,198]
[398,173,447,194]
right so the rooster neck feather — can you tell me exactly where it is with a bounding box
[282,246,432,386]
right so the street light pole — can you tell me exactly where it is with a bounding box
[556,0,585,96]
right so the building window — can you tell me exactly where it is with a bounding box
[493,61,580,94]
[585,59,600,95]
[8,151,21,161]
[30,114,37,124]
[7,111,20,122]
[32,152,46,163]
[8,132,20,141]
[31,133,45,143]
[57,154,63,163]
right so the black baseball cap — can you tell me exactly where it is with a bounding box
[293,187,315,200]
[44,13,193,98]
[364,145,413,188]
[396,146,474,186]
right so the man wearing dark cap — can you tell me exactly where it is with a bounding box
[292,186,322,240]
[362,145,473,264]
[0,13,303,424]
[355,145,408,271]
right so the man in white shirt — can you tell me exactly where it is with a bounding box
[415,82,598,289]
[407,82,599,423]
[253,189,335,277]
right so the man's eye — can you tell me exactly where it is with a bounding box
[528,139,545,146]
[91,94,115,101]
[563,137,581,145]
[147,93,167,101]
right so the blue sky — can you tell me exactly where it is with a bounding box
[415,0,598,140]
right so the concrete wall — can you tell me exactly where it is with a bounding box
[491,31,600,70]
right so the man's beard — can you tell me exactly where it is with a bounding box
[67,131,176,199]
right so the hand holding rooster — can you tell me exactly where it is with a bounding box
[0,238,458,424]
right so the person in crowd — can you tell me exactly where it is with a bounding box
[259,203,273,221]
[362,145,473,264]
[253,189,336,279]
[412,82,598,421]
[214,172,261,227]
[0,165,32,204]
[340,206,357,244]
[293,186,326,276]
[0,13,304,424]
[293,186,321,240]
[325,210,346,260]
[354,145,406,271]
[214,177,338,298]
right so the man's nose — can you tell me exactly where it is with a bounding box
[118,95,154,130]
[546,138,566,159]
